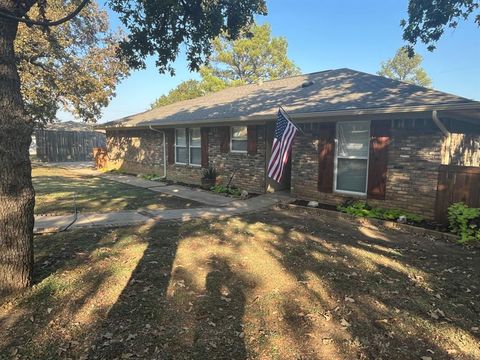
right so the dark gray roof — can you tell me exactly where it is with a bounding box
[104,68,478,128]
[39,120,97,132]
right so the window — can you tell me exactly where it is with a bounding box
[231,126,247,152]
[175,128,187,164]
[189,128,201,166]
[175,128,202,166]
[334,121,370,195]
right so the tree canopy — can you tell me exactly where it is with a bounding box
[108,0,268,74]
[151,23,300,109]
[402,0,479,52]
[209,23,300,84]
[377,48,432,87]
[150,67,233,108]
[16,0,129,124]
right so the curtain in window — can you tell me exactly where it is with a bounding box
[336,122,370,193]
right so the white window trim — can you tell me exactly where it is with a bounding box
[188,128,201,167]
[174,128,187,165]
[333,120,370,196]
[230,126,248,153]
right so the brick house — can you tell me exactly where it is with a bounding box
[101,68,480,219]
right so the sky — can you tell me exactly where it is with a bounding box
[73,0,480,124]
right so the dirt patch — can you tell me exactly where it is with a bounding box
[1,208,479,359]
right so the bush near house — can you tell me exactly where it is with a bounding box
[337,200,424,224]
[210,184,242,197]
[448,202,480,244]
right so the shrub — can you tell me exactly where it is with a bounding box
[447,202,480,244]
[337,200,423,224]
[140,173,161,181]
[201,166,217,180]
[210,184,241,197]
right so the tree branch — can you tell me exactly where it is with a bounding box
[0,0,89,27]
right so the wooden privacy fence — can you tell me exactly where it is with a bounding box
[435,165,480,223]
[35,130,106,162]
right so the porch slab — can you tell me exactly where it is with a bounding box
[148,185,234,206]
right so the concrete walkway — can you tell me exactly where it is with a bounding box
[102,173,235,207]
[34,192,293,233]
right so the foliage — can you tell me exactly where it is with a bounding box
[209,23,301,84]
[150,23,299,109]
[150,68,231,108]
[16,0,129,124]
[201,165,218,180]
[337,200,424,224]
[108,0,268,73]
[377,48,432,87]
[140,173,162,181]
[447,202,480,244]
[402,0,480,53]
[210,185,242,197]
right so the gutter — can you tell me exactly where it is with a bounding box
[98,102,480,131]
[149,125,167,179]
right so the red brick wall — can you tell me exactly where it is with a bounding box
[106,126,267,194]
[290,121,445,219]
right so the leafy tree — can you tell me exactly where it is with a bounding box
[151,23,299,109]
[0,0,267,292]
[16,0,129,124]
[210,23,300,84]
[377,48,432,87]
[402,0,480,52]
[150,67,232,108]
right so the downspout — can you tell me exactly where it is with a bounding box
[149,125,167,179]
[432,110,450,137]
[432,110,451,164]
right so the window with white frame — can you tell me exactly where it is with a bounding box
[189,128,201,166]
[175,128,188,164]
[231,126,247,152]
[334,121,370,194]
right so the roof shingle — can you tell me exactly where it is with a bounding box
[103,68,477,128]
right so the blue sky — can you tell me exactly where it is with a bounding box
[85,0,480,123]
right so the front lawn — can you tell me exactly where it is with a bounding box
[1,208,479,359]
[32,165,202,215]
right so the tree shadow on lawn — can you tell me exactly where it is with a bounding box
[0,228,142,359]
[88,225,251,360]
[254,208,480,360]
[1,208,479,359]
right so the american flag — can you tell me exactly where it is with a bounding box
[267,108,298,182]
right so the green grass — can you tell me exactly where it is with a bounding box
[32,166,201,215]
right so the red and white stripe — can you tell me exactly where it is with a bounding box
[267,121,297,182]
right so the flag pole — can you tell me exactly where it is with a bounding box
[279,105,305,135]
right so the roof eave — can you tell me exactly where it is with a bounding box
[98,102,480,130]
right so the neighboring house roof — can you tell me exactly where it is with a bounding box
[38,120,97,132]
[103,68,480,129]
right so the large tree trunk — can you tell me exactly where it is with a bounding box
[0,11,35,293]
